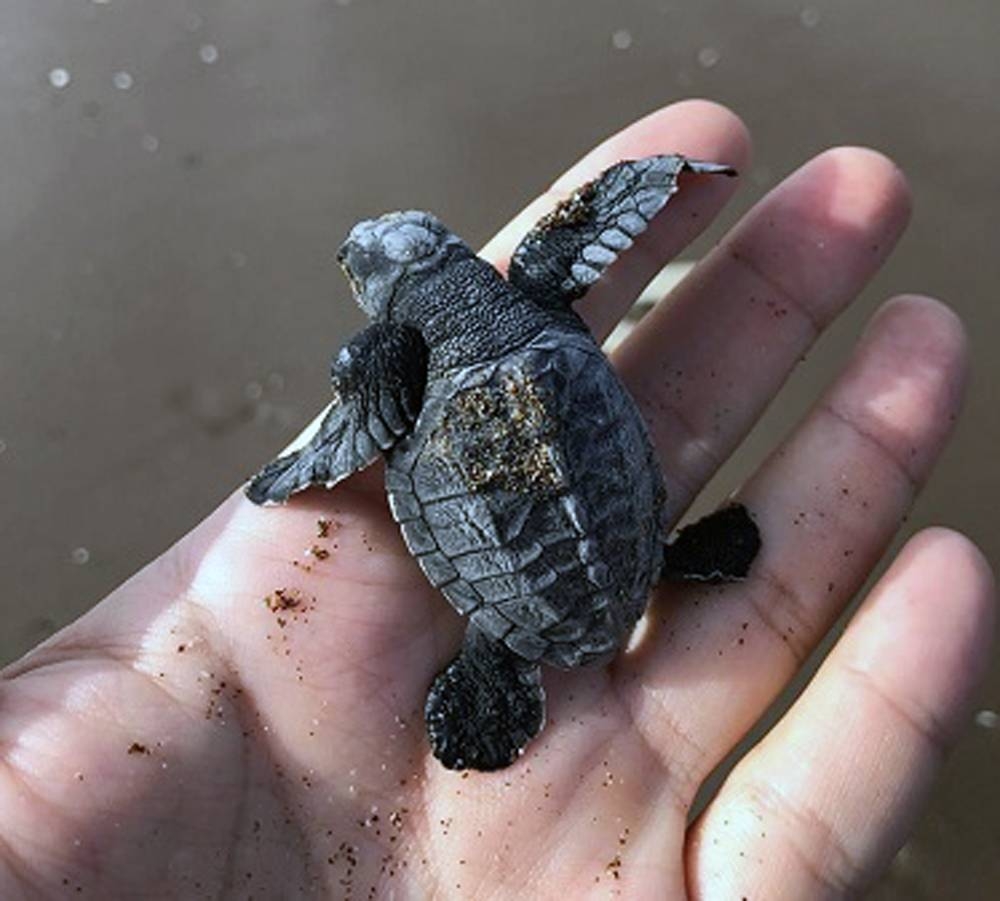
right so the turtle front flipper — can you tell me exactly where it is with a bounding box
[508,155,735,311]
[661,504,761,582]
[245,322,428,504]
[425,625,545,771]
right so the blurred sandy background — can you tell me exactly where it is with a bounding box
[0,1,997,896]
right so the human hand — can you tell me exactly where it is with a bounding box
[0,100,993,899]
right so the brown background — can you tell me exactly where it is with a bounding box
[0,1,997,896]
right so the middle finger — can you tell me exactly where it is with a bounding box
[612,146,912,512]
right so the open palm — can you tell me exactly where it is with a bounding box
[0,101,993,900]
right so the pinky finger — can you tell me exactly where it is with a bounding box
[685,529,995,900]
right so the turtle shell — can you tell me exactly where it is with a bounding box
[386,326,666,669]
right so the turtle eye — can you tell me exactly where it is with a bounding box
[336,243,372,299]
[340,244,376,280]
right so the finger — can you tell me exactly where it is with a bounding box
[686,529,995,899]
[481,99,751,342]
[613,146,911,508]
[616,295,968,799]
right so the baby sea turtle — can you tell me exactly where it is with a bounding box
[246,155,761,770]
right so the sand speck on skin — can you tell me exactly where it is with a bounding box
[264,588,303,612]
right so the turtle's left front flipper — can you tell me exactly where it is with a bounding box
[245,322,428,505]
[508,155,735,311]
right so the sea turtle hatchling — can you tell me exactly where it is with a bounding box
[245,155,762,771]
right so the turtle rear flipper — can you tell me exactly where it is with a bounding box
[661,504,761,582]
[245,322,428,505]
[508,155,736,310]
[425,625,545,771]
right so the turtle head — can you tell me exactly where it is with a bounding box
[336,211,467,320]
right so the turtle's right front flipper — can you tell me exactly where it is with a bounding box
[245,322,428,505]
